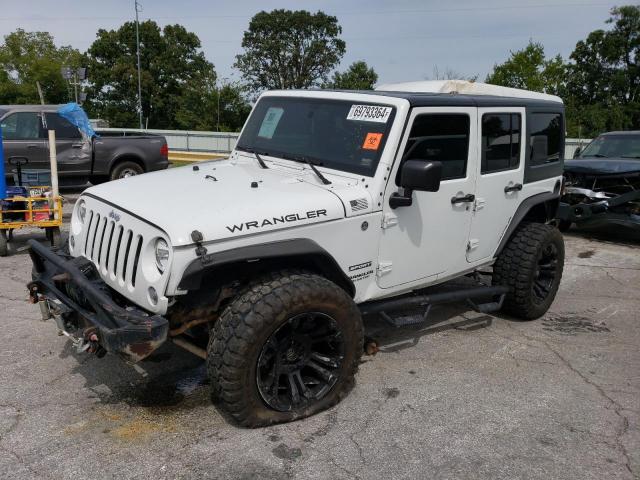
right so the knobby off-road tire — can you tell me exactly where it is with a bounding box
[207,271,363,428]
[493,222,564,320]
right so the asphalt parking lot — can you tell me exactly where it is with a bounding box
[0,191,638,479]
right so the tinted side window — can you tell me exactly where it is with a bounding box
[45,113,81,139]
[482,113,521,174]
[401,114,470,181]
[530,113,561,165]
[0,112,41,140]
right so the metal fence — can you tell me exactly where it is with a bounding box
[565,138,591,159]
[98,128,240,153]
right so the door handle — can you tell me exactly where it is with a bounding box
[27,144,40,149]
[451,193,475,204]
[72,143,83,148]
[504,183,523,193]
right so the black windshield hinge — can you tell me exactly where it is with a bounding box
[191,230,208,259]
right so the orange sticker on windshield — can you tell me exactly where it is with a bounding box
[363,132,383,150]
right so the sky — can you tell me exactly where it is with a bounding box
[0,0,623,85]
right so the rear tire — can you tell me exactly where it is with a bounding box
[0,231,8,257]
[207,270,363,428]
[493,222,564,320]
[110,161,143,181]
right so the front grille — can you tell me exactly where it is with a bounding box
[82,209,144,288]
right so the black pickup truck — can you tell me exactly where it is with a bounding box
[1,105,169,185]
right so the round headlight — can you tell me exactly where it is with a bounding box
[77,200,87,223]
[155,238,170,272]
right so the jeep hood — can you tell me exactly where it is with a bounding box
[565,158,640,176]
[84,159,361,247]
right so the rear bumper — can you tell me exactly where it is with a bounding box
[27,240,168,363]
[147,159,170,172]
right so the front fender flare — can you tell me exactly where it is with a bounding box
[177,238,355,297]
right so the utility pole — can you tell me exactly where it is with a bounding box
[73,70,78,103]
[135,0,144,129]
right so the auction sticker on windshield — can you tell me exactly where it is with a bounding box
[258,107,284,139]
[347,105,392,123]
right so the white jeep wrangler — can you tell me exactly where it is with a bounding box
[28,81,565,427]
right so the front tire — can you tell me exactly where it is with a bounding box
[493,223,564,320]
[207,271,363,428]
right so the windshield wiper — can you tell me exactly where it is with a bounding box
[621,155,640,159]
[280,153,332,185]
[236,145,269,169]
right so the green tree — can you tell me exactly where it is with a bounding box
[235,10,346,93]
[175,82,251,132]
[326,61,378,90]
[0,29,83,104]
[84,21,216,129]
[566,5,639,135]
[485,41,566,96]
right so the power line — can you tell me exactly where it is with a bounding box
[0,2,616,22]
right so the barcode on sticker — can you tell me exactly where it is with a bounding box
[347,105,392,123]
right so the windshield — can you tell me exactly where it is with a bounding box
[236,97,396,176]
[580,134,640,159]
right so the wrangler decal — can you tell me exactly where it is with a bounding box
[226,210,328,233]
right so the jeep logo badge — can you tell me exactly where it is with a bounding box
[109,210,121,222]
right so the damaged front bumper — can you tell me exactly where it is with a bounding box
[557,188,640,228]
[27,240,169,363]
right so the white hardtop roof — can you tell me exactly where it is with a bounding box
[375,80,563,104]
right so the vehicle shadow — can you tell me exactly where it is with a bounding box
[566,227,640,247]
[58,304,497,413]
[60,340,210,411]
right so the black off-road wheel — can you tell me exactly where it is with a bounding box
[207,271,363,428]
[110,161,143,181]
[493,222,564,320]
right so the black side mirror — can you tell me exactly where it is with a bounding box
[390,160,442,209]
[573,147,581,159]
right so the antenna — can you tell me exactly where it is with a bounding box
[134,0,144,129]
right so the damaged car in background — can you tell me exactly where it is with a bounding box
[558,131,640,233]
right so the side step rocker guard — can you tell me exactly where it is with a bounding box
[359,285,508,328]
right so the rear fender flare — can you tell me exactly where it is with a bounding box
[494,186,561,258]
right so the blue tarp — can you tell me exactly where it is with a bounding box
[57,103,97,138]
[0,125,6,199]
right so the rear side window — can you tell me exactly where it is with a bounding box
[530,113,562,165]
[481,113,521,173]
[44,113,81,139]
[401,114,470,181]
[0,112,41,140]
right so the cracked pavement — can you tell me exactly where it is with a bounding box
[0,192,638,479]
